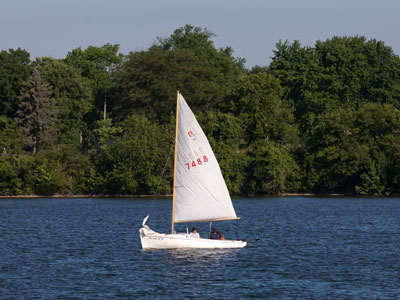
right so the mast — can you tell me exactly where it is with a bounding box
[171,90,180,234]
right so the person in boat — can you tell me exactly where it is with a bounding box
[209,227,223,240]
[190,227,200,238]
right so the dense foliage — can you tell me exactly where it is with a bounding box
[1,27,400,196]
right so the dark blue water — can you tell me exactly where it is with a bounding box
[1,197,400,299]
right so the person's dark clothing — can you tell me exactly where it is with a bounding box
[209,232,221,239]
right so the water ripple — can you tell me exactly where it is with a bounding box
[1,197,400,299]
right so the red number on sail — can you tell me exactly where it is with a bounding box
[188,131,196,140]
[185,156,209,171]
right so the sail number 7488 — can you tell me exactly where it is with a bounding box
[185,156,208,170]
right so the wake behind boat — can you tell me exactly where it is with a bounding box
[139,92,247,249]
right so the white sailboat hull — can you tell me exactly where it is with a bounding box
[139,226,247,249]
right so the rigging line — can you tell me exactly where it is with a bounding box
[147,141,175,216]
[155,142,175,196]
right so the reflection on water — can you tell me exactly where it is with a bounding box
[166,248,241,270]
[167,248,240,259]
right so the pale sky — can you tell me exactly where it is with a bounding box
[1,0,399,68]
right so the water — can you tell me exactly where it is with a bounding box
[1,197,400,299]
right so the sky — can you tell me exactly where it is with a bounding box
[1,0,399,68]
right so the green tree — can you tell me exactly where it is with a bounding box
[0,48,33,121]
[314,36,400,106]
[111,25,245,123]
[93,118,122,151]
[96,115,173,194]
[246,140,300,194]
[42,145,95,194]
[0,155,24,195]
[65,44,123,131]
[23,152,69,196]
[17,70,58,153]
[158,24,246,70]
[37,58,94,147]
[231,72,298,146]
[307,103,400,194]
[65,44,123,97]
[269,37,400,134]
[14,146,95,196]
[0,121,23,154]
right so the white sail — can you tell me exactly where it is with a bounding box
[173,93,238,223]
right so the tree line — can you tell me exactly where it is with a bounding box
[1,25,400,196]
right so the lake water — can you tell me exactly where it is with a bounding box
[0,197,399,299]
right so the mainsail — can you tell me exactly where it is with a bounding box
[172,93,239,224]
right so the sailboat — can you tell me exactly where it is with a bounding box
[139,91,247,249]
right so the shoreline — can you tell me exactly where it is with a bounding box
[2,193,396,199]
[0,194,171,199]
